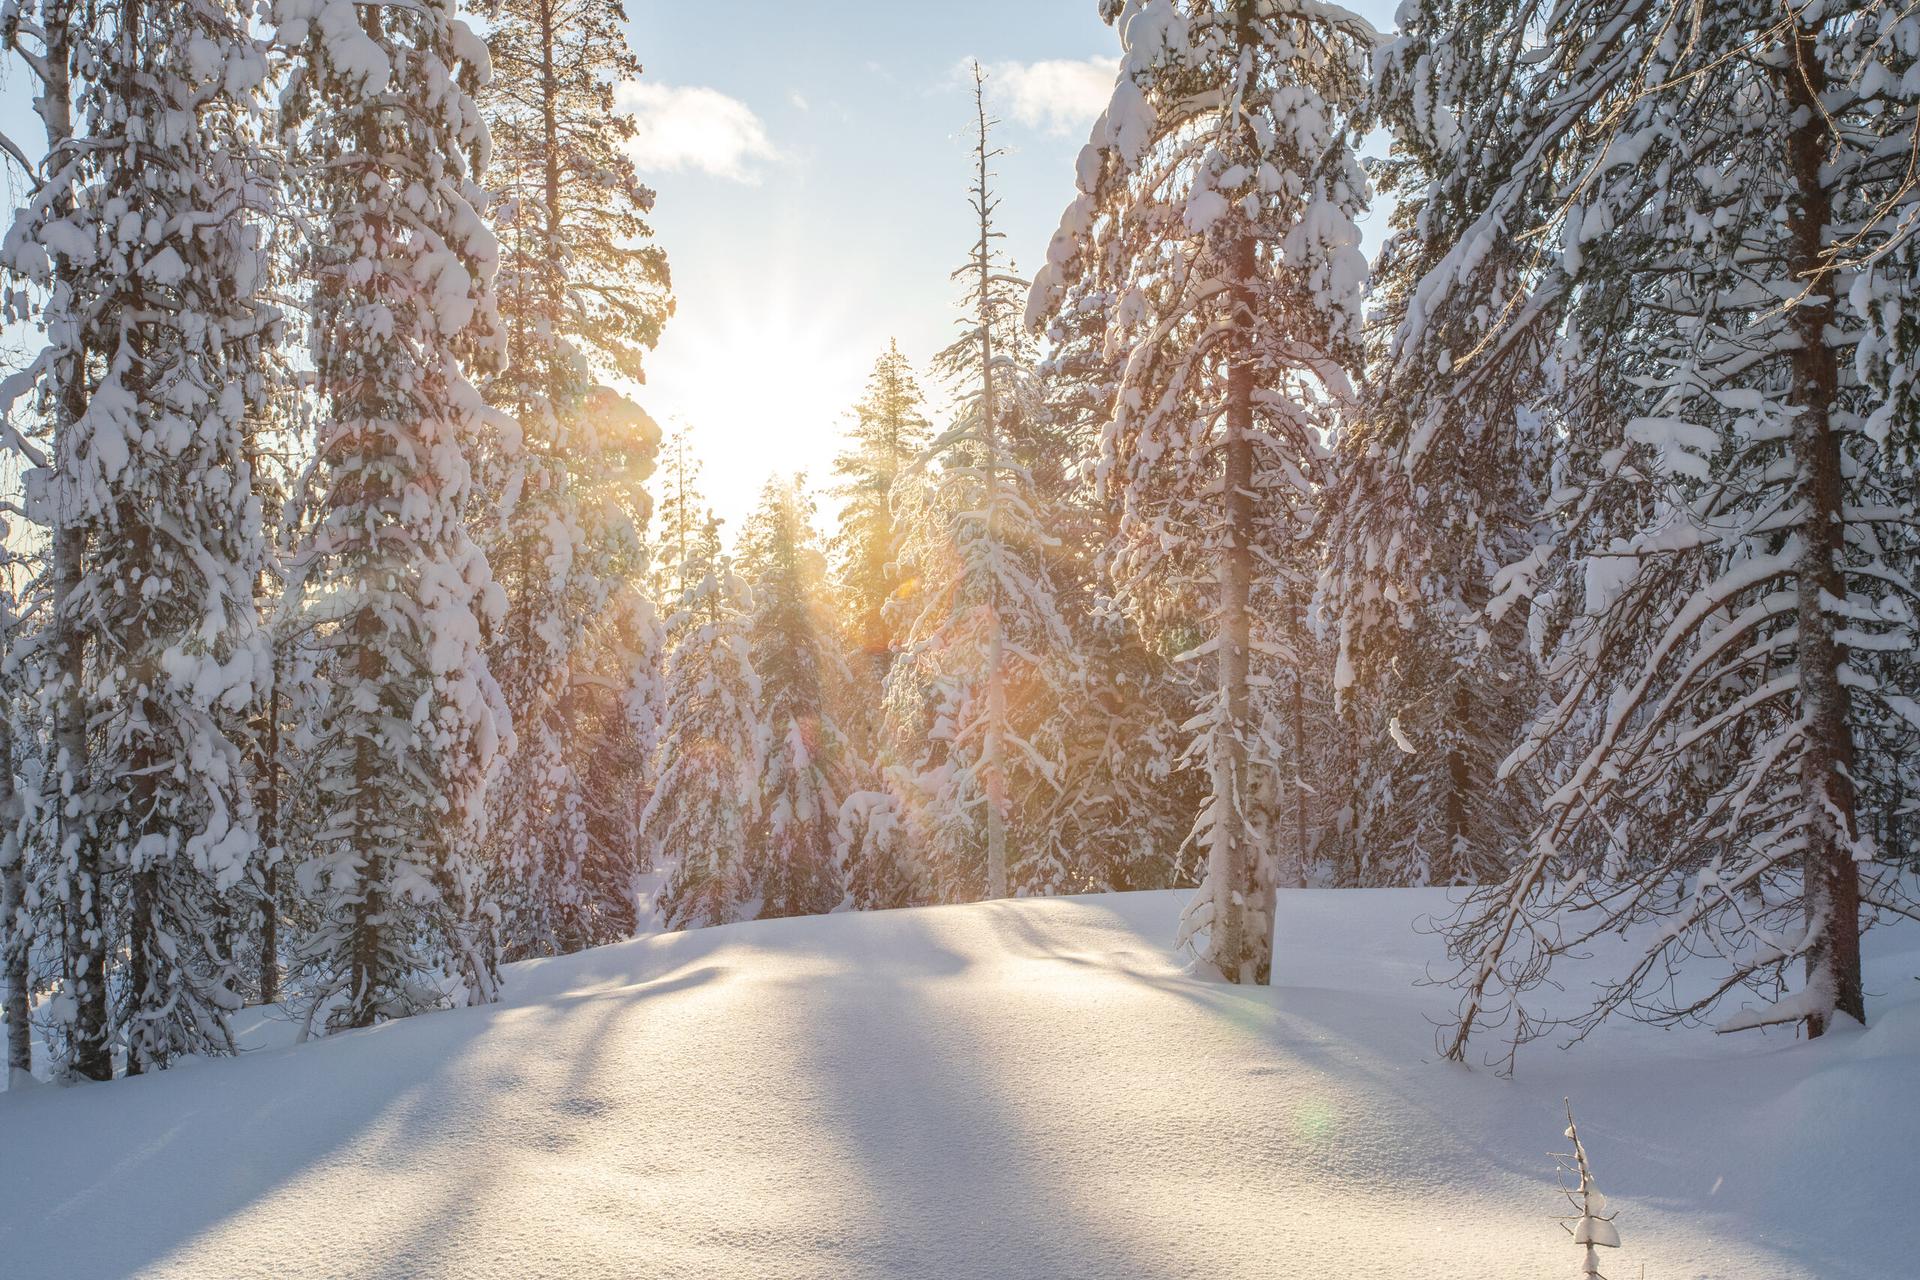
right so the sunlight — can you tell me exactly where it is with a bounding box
[643,269,888,530]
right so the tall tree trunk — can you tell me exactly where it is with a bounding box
[1291,669,1310,892]
[1212,227,1265,984]
[258,664,281,1006]
[1,703,31,1086]
[1783,24,1863,1036]
[38,1,111,1081]
[1443,683,1472,884]
[974,71,1008,902]
[346,609,387,1029]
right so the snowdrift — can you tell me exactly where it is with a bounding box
[1,890,1912,1279]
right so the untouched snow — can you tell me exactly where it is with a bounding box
[1,889,1913,1279]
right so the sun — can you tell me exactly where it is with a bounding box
[640,265,885,535]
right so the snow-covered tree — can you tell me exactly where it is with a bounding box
[1435,0,1920,1061]
[1028,0,1372,982]
[890,65,1076,903]
[1317,0,1549,888]
[0,542,32,1086]
[2,0,277,1074]
[276,0,512,1028]
[476,0,671,958]
[647,567,761,930]
[1030,192,1207,897]
[838,779,925,911]
[648,426,721,607]
[2,0,113,1080]
[739,477,850,919]
[831,343,932,687]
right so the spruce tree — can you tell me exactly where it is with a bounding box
[476,0,671,959]
[830,343,932,687]
[739,477,851,919]
[889,67,1076,903]
[1028,0,1372,982]
[1,0,114,1080]
[1427,0,1920,1060]
[3,0,276,1073]
[647,567,761,930]
[649,426,721,607]
[276,0,512,1028]
[1317,0,1549,888]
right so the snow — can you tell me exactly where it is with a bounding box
[2,889,1913,1279]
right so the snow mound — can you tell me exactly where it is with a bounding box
[1,890,1911,1279]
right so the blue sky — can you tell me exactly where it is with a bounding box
[0,0,1400,535]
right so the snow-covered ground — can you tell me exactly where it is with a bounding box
[1,889,1912,1279]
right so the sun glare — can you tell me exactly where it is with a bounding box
[644,271,885,531]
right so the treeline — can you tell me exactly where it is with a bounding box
[2,0,1919,1088]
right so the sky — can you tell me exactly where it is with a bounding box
[622,0,1128,535]
[619,0,1399,536]
[0,0,1400,538]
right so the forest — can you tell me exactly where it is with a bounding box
[0,0,1912,1274]
[0,4,1914,1271]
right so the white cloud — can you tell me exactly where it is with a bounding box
[980,57,1117,137]
[614,82,778,183]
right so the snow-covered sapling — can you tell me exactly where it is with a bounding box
[1557,1101,1622,1279]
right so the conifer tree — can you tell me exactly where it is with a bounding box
[1032,201,1206,897]
[476,0,671,957]
[1,0,114,1080]
[889,68,1077,902]
[3,0,276,1073]
[1426,0,1920,1060]
[647,567,761,930]
[276,0,512,1028]
[838,780,926,911]
[1028,0,1372,982]
[649,426,721,607]
[1317,0,1548,888]
[831,344,932,686]
[0,545,31,1085]
[739,476,850,918]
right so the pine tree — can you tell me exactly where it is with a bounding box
[647,567,761,930]
[476,0,670,959]
[830,343,932,687]
[649,426,721,606]
[738,476,850,919]
[3,0,276,1073]
[1028,0,1372,982]
[0,545,31,1086]
[1032,195,1206,897]
[838,780,925,911]
[276,0,512,1028]
[1431,0,1920,1061]
[887,67,1077,903]
[1317,0,1549,888]
[1,0,114,1080]
[567,569,669,938]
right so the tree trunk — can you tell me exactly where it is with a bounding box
[40,2,111,1080]
[258,664,281,1006]
[346,605,387,1029]
[1444,682,1472,883]
[1211,227,1266,984]
[1,703,32,1087]
[1783,25,1864,1036]
[975,72,1008,902]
